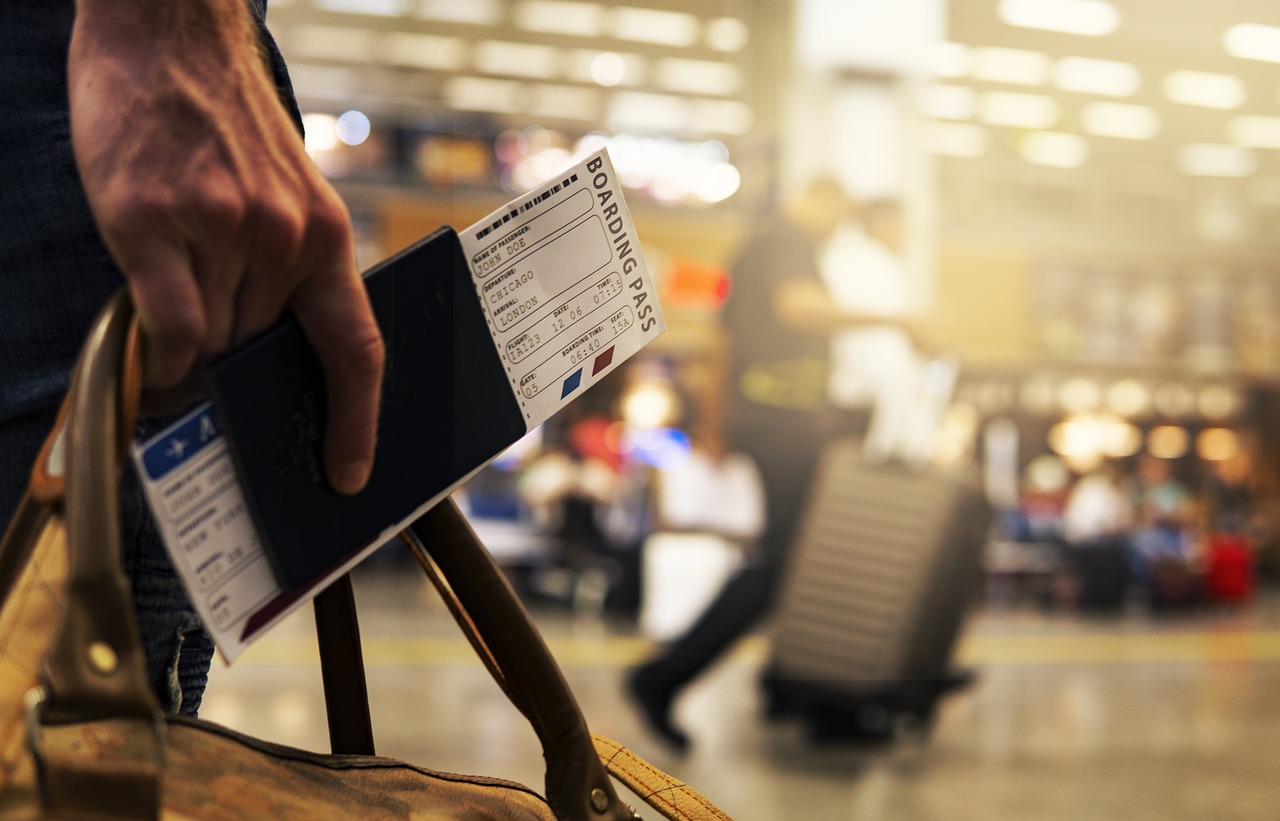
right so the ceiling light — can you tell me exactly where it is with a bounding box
[474,40,560,79]
[302,113,339,154]
[974,47,1051,86]
[1106,380,1151,417]
[608,91,692,133]
[918,85,977,120]
[1152,384,1194,417]
[416,0,503,25]
[513,1,606,37]
[980,91,1060,128]
[609,7,700,47]
[696,163,742,204]
[922,121,988,158]
[931,42,974,78]
[382,32,467,71]
[1081,102,1160,140]
[285,64,359,99]
[1147,426,1188,459]
[589,52,627,87]
[528,84,601,121]
[1198,385,1240,419]
[335,110,371,146]
[443,76,522,114]
[314,0,408,15]
[1059,377,1101,412]
[654,59,741,96]
[1020,375,1058,414]
[292,25,376,62]
[1224,23,1280,64]
[706,17,749,52]
[568,50,644,86]
[1178,143,1256,177]
[1021,131,1088,168]
[1196,428,1240,462]
[999,0,1120,36]
[1164,70,1246,110]
[1228,115,1280,149]
[1054,56,1141,96]
[1047,413,1138,472]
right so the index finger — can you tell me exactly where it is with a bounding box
[289,259,385,496]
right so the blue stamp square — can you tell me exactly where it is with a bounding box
[561,368,583,399]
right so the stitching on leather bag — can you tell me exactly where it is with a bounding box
[596,737,728,820]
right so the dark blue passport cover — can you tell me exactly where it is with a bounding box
[203,226,527,591]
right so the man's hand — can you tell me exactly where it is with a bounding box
[68,0,384,494]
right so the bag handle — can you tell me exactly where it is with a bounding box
[22,291,165,818]
[42,290,157,720]
[399,508,733,821]
[401,505,633,820]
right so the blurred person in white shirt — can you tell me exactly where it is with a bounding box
[819,198,944,466]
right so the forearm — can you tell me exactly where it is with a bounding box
[775,280,897,334]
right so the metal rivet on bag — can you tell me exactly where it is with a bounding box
[590,788,609,813]
[88,641,118,675]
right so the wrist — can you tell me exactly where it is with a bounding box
[73,0,253,50]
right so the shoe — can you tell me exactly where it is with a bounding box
[624,667,691,753]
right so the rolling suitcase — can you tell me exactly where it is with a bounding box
[762,437,992,742]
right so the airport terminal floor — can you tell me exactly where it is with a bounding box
[205,563,1280,821]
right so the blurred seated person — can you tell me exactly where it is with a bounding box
[1125,454,1196,567]
[1017,454,1072,543]
[656,431,764,544]
[1201,442,1263,538]
[1125,454,1201,607]
[1199,441,1271,597]
[1063,461,1134,544]
[1062,460,1137,609]
[516,415,624,610]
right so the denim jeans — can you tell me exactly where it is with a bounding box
[0,0,295,716]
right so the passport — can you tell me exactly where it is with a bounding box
[203,226,527,590]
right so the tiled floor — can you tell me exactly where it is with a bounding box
[203,566,1280,820]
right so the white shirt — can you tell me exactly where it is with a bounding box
[819,225,919,408]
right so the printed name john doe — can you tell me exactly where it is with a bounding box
[461,148,665,428]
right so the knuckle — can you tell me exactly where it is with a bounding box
[340,326,386,378]
[105,191,176,236]
[250,200,307,264]
[307,196,354,254]
[197,189,247,237]
[154,311,205,352]
[321,324,385,393]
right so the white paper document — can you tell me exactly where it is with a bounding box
[459,150,664,426]
[131,149,664,661]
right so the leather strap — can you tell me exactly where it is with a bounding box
[592,736,733,821]
[43,290,157,720]
[405,500,633,821]
[399,511,736,821]
[34,292,163,818]
[313,574,375,756]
